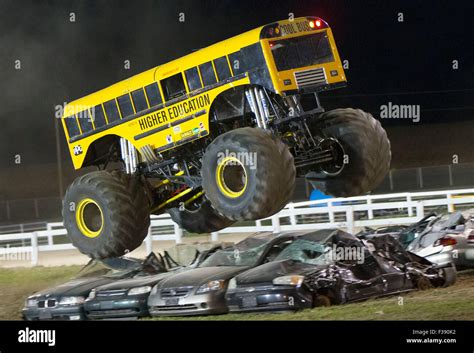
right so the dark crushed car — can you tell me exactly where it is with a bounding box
[83,245,223,319]
[22,256,144,321]
[226,229,456,313]
[148,232,303,316]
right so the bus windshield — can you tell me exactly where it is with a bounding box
[270,31,334,71]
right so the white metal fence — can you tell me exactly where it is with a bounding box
[1,188,474,265]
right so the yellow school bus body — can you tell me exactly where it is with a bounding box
[62,17,346,170]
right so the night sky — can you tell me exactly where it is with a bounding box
[0,0,472,201]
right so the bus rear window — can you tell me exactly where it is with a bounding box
[270,31,334,71]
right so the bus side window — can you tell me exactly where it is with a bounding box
[92,105,107,127]
[213,56,232,81]
[185,67,202,91]
[117,94,134,118]
[145,82,163,107]
[103,99,121,122]
[228,51,245,75]
[77,109,93,133]
[64,115,80,138]
[161,73,187,101]
[199,62,217,86]
[131,88,149,112]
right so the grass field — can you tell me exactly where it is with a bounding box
[0,266,473,321]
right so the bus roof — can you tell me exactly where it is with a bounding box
[64,24,264,116]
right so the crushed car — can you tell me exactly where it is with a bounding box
[83,244,225,319]
[225,229,456,313]
[406,212,474,269]
[148,232,304,316]
[22,256,145,321]
[358,211,474,269]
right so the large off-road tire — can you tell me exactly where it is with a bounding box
[307,108,391,197]
[201,127,295,221]
[62,170,150,259]
[168,199,234,234]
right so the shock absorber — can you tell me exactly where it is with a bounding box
[120,138,138,174]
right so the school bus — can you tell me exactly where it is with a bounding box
[61,16,391,259]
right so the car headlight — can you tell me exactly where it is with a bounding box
[273,275,305,287]
[59,296,85,306]
[25,297,38,307]
[196,280,225,294]
[128,286,152,296]
[227,278,237,290]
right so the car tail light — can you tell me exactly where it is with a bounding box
[434,236,458,247]
[468,233,474,244]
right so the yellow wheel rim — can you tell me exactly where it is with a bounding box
[75,198,104,238]
[216,156,248,198]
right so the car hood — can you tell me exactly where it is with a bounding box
[235,260,325,285]
[94,272,172,291]
[32,277,114,298]
[158,266,247,288]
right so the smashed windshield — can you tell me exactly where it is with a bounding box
[274,239,331,266]
[199,234,274,267]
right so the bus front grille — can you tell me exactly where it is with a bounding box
[294,68,327,88]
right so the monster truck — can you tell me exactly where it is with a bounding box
[60,16,391,258]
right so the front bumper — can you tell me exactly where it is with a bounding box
[22,305,86,321]
[84,294,149,320]
[225,285,312,313]
[148,290,228,316]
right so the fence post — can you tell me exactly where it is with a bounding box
[367,196,374,220]
[31,232,39,266]
[145,227,152,254]
[407,194,413,217]
[416,202,424,219]
[271,215,281,233]
[346,207,355,234]
[447,192,454,213]
[46,223,53,246]
[174,224,183,244]
[328,201,335,223]
[288,203,297,226]
[255,220,262,231]
[211,232,219,242]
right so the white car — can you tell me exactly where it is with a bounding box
[407,212,474,269]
